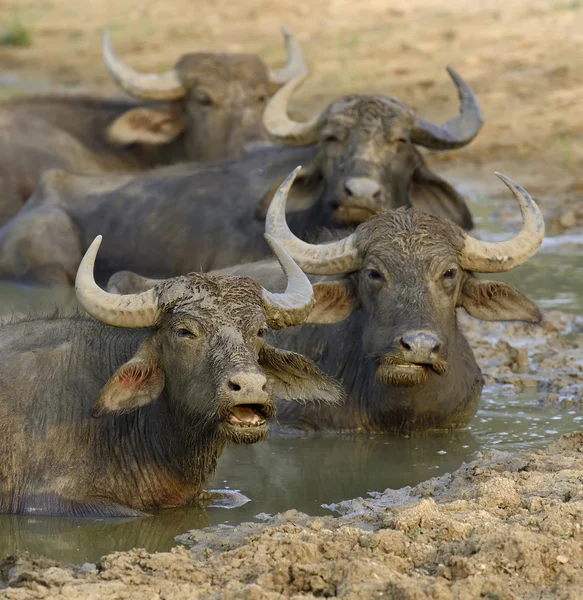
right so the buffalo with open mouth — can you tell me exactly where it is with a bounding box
[0,229,341,516]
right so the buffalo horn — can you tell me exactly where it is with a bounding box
[262,234,315,329]
[75,236,161,328]
[268,28,308,86]
[102,28,186,101]
[411,66,483,150]
[263,73,324,146]
[265,167,361,274]
[460,173,544,272]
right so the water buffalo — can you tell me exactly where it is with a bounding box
[0,67,482,285]
[257,169,544,432]
[259,67,482,228]
[0,233,342,516]
[0,28,305,223]
[114,169,543,433]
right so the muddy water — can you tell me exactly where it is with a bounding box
[0,203,582,565]
[0,393,580,565]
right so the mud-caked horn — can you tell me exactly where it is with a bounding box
[102,28,186,101]
[460,173,544,272]
[265,167,361,275]
[268,28,308,86]
[262,234,315,329]
[263,72,324,146]
[411,66,483,150]
[76,236,161,328]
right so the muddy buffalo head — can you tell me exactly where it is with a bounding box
[102,28,307,161]
[267,168,543,388]
[75,232,341,443]
[260,69,482,229]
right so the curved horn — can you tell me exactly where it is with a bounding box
[76,236,161,328]
[262,234,314,329]
[460,173,544,273]
[268,27,308,86]
[263,73,323,146]
[102,28,186,101]
[411,66,483,150]
[266,167,360,275]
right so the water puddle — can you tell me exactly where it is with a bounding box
[0,389,579,564]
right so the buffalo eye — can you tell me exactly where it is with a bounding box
[176,327,198,339]
[257,94,267,104]
[442,268,458,280]
[396,137,408,144]
[194,90,213,106]
[322,133,344,144]
[366,269,384,282]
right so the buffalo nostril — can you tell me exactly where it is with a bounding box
[343,183,354,198]
[400,332,441,358]
[226,372,268,396]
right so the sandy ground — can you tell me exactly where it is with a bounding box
[2,431,583,599]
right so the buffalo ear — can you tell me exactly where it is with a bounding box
[410,154,474,231]
[304,280,359,324]
[107,107,185,146]
[255,169,324,220]
[460,277,542,323]
[94,339,165,417]
[259,345,344,405]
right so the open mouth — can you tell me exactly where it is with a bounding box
[224,404,269,429]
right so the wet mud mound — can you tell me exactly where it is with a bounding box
[2,432,583,599]
[463,310,583,404]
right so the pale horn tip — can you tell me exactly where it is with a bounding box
[494,171,531,200]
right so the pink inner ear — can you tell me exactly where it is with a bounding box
[118,363,159,391]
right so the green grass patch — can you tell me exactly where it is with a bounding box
[0,8,32,47]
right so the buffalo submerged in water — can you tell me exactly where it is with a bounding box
[0,232,342,516]
[111,169,544,433]
[0,66,482,285]
[250,169,544,432]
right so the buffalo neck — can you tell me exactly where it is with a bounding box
[77,322,223,505]
[271,311,484,433]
